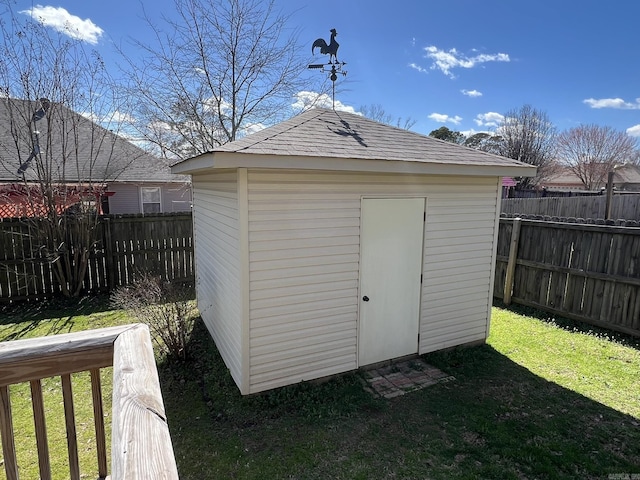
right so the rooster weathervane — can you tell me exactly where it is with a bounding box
[309,28,347,109]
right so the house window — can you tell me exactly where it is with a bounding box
[141,187,161,214]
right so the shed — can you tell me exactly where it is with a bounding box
[172,108,535,394]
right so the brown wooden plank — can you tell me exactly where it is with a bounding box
[30,379,52,480]
[103,217,116,290]
[111,324,179,479]
[574,228,593,314]
[503,218,521,304]
[600,234,622,321]
[0,385,19,480]
[553,228,570,311]
[583,231,603,319]
[0,325,135,385]
[543,226,556,308]
[563,228,577,312]
[91,369,109,480]
[513,223,530,303]
[632,286,640,330]
[513,247,640,288]
[62,374,81,480]
[132,216,143,280]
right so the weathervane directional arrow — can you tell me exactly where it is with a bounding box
[309,28,347,110]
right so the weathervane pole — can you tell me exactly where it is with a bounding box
[332,67,336,110]
[309,28,347,110]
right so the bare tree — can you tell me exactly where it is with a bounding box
[0,1,131,297]
[556,124,638,190]
[359,104,416,130]
[497,105,558,187]
[121,0,317,160]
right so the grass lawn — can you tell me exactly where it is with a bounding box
[1,298,639,479]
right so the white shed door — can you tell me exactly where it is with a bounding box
[358,198,425,366]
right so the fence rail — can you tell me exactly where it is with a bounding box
[501,194,640,221]
[4,211,639,337]
[0,213,193,303]
[495,217,640,336]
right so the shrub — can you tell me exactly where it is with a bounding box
[111,274,196,361]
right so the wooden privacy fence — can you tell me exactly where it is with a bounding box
[0,213,193,303]
[502,194,640,221]
[495,217,640,336]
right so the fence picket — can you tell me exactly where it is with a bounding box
[502,193,640,221]
[496,217,640,337]
[0,213,194,303]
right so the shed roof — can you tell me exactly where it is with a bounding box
[173,108,536,177]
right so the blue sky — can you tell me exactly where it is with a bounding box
[9,0,640,138]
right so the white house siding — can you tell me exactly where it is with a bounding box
[106,184,140,214]
[162,184,192,212]
[420,178,500,353]
[106,183,191,214]
[245,170,500,393]
[192,171,244,387]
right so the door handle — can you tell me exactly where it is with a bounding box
[362,296,369,302]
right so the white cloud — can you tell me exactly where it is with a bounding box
[583,97,640,109]
[110,111,135,124]
[461,89,482,98]
[627,125,640,137]
[242,123,266,136]
[428,113,462,125]
[474,112,504,127]
[292,91,358,114]
[422,46,510,78]
[20,5,103,44]
[409,63,428,74]
[80,110,134,125]
[460,128,489,137]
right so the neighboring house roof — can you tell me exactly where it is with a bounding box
[172,108,536,177]
[613,164,640,185]
[0,98,188,184]
[541,167,585,189]
[542,164,640,191]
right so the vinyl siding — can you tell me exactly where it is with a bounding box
[247,173,360,393]
[163,184,192,212]
[106,182,192,214]
[245,170,500,393]
[420,180,500,353]
[191,171,243,387]
[106,184,140,214]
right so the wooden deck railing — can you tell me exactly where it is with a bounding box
[0,324,178,480]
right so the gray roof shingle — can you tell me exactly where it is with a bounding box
[0,98,187,184]
[207,108,532,170]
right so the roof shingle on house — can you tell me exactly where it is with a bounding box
[0,98,187,184]
[542,164,640,191]
[613,164,640,186]
[173,108,536,177]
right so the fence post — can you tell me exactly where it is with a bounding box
[503,217,522,305]
[605,170,615,220]
[103,217,115,291]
